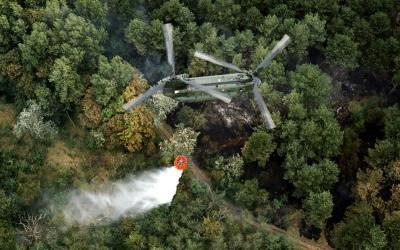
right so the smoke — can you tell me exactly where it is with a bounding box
[59,167,182,225]
[143,55,171,83]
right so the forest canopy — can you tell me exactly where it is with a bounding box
[0,0,399,249]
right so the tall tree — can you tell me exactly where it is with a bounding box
[73,0,108,28]
[49,57,83,105]
[13,100,57,141]
[0,0,26,53]
[160,124,199,163]
[242,128,277,167]
[151,0,194,25]
[333,202,387,249]
[148,93,178,124]
[91,56,134,106]
[325,34,360,70]
[303,191,334,229]
[289,64,332,110]
[383,211,400,250]
[211,154,244,190]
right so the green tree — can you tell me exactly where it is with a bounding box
[91,56,134,106]
[289,64,332,110]
[0,0,26,53]
[246,228,295,250]
[257,15,279,40]
[292,159,339,197]
[280,64,342,199]
[234,179,268,209]
[362,37,399,77]
[56,225,112,249]
[207,0,241,30]
[269,4,295,20]
[299,107,343,160]
[188,23,220,76]
[257,61,286,85]
[0,220,16,250]
[42,0,70,23]
[303,191,334,229]
[18,22,49,71]
[160,125,199,163]
[50,13,106,67]
[212,154,244,190]
[366,105,400,170]
[49,57,83,105]
[280,106,343,162]
[300,0,340,16]
[383,211,400,250]
[96,71,156,153]
[352,17,374,47]
[152,0,194,25]
[333,202,387,250]
[125,18,164,56]
[288,21,310,61]
[303,13,327,46]
[125,18,150,56]
[0,189,13,220]
[148,93,178,124]
[325,34,360,70]
[280,106,342,198]
[176,105,207,130]
[369,12,391,36]
[73,0,108,28]
[242,129,277,167]
[242,7,263,30]
[125,231,146,249]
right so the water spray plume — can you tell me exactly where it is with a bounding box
[60,167,183,225]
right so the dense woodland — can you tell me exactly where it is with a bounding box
[0,0,400,249]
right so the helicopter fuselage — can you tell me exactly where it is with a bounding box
[163,73,254,102]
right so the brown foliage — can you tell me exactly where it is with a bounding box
[16,173,41,206]
[25,9,42,25]
[390,185,400,212]
[353,168,386,217]
[17,72,36,97]
[389,161,400,182]
[119,108,155,153]
[81,89,102,128]
[123,72,148,102]
[0,49,22,79]
[102,109,155,153]
[117,72,155,153]
[103,114,125,148]
[201,217,223,241]
[82,70,155,153]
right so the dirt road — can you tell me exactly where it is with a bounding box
[158,123,333,250]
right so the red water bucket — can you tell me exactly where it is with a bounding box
[174,155,188,170]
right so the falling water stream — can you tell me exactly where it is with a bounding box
[61,167,182,225]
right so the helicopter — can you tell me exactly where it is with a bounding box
[123,23,290,129]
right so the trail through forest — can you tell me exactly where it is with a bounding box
[158,123,333,250]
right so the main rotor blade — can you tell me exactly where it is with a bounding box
[194,51,244,73]
[181,79,232,104]
[163,23,175,75]
[253,83,276,129]
[123,82,166,111]
[255,34,290,73]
